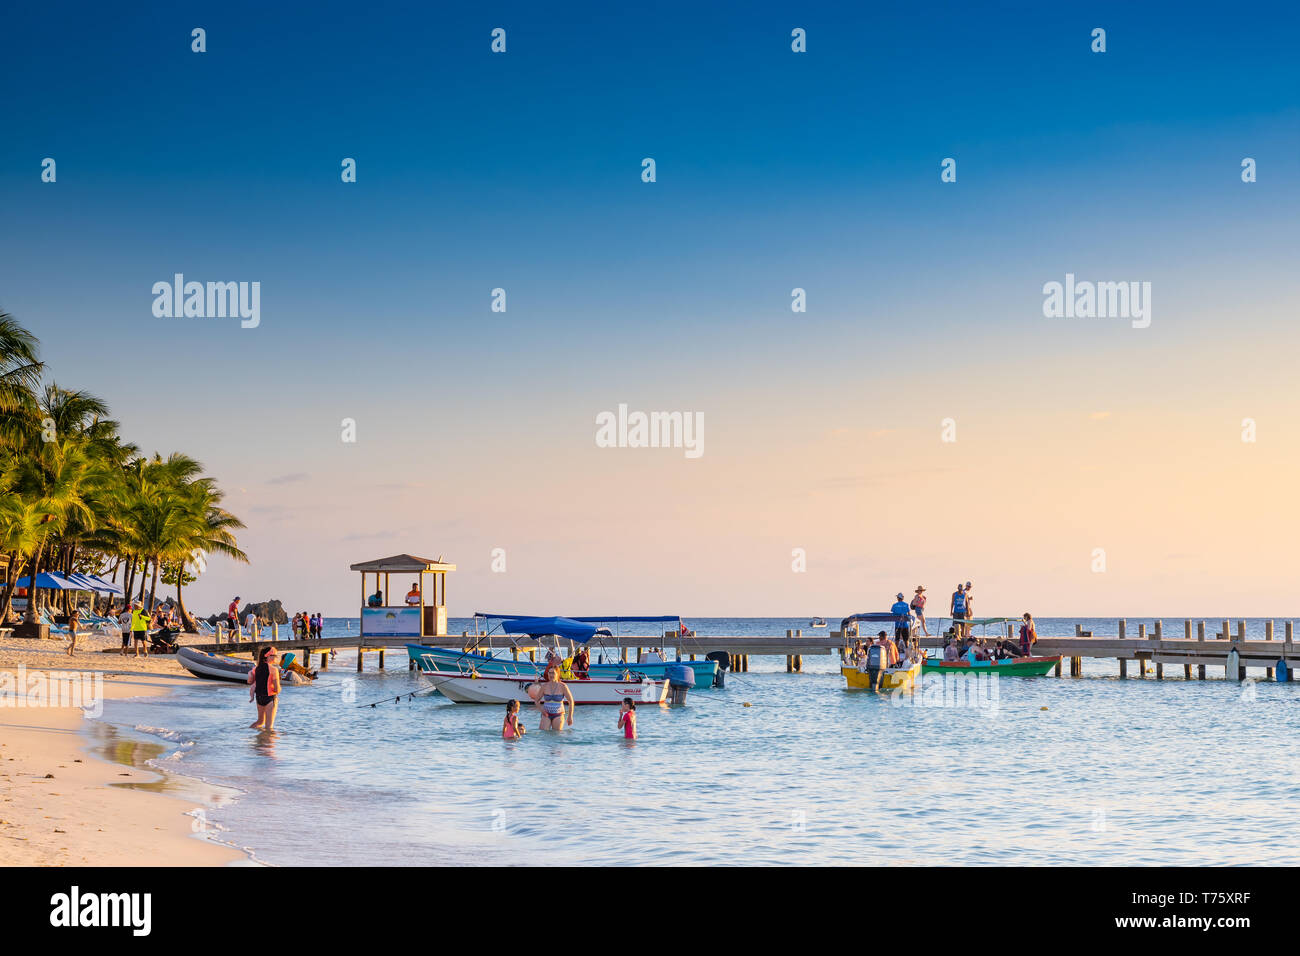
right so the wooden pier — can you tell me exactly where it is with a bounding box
[178,618,1297,680]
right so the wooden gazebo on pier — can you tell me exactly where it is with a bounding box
[349,553,456,640]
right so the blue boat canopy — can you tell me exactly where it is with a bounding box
[499,616,606,642]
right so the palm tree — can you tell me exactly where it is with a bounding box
[16,436,95,621]
[0,313,43,447]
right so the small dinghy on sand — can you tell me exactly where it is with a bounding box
[177,647,255,683]
[177,647,315,685]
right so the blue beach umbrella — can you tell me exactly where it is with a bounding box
[17,572,82,591]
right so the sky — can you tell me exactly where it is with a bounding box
[2,1,1298,617]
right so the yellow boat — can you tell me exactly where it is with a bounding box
[841,660,921,691]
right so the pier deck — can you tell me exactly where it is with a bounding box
[175,619,1298,680]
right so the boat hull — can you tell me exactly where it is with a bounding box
[841,661,921,691]
[406,645,719,688]
[177,647,253,683]
[420,669,670,705]
[920,655,1060,676]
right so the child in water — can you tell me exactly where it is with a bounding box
[502,699,526,739]
[618,698,637,739]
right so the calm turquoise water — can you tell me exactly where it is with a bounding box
[90,618,1300,865]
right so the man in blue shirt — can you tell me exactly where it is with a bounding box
[890,592,912,643]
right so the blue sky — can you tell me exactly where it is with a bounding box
[2,1,1298,614]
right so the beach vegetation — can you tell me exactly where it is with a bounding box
[0,312,247,630]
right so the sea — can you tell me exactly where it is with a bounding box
[87,617,1300,866]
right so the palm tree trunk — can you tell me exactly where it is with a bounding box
[176,574,196,632]
[0,554,24,624]
[26,536,46,623]
[148,558,159,610]
[123,555,136,604]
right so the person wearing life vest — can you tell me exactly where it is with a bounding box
[1019,612,1037,657]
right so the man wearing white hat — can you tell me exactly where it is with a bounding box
[890,591,913,644]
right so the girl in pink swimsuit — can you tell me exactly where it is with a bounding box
[618,698,637,739]
[502,699,525,739]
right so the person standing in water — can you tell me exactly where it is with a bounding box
[533,664,574,731]
[618,699,637,739]
[248,646,281,730]
[502,699,526,739]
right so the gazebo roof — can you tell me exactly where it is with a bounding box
[349,553,457,573]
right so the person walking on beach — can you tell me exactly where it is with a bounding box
[502,699,525,739]
[65,613,79,656]
[618,699,637,739]
[130,603,150,657]
[248,646,281,730]
[534,665,574,731]
[910,586,930,636]
[118,605,133,656]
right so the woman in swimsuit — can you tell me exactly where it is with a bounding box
[533,664,574,731]
[248,646,282,730]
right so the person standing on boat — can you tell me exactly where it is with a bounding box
[890,592,912,644]
[572,644,590,680]
[910,586,929,636]
[534,664,575,731]
[950,584,967,639]
[963,581,974,636]
[1019,613,1037,657]
[863,631,890,690]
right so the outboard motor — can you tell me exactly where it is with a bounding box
[665,663,694,706]
[704,650,730,689]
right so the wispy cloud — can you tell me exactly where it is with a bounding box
[267,472,309,485]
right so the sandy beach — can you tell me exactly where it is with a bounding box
[0,629,245,866]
